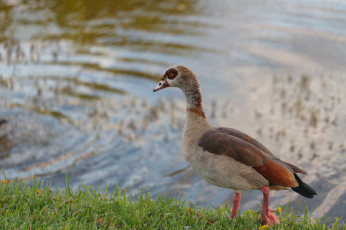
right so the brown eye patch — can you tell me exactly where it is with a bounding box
[165,68,178,80]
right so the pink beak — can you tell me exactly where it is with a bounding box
[153,79,169,92]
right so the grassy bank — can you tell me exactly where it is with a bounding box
[0,179,343,229]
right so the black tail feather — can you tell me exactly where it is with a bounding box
[291,174,317,198]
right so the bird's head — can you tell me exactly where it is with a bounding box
[153,65,199,92]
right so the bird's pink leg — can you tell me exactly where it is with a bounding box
[260,187,280,225]
[230,192,241,219]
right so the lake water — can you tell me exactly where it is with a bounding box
[0,0,345,225]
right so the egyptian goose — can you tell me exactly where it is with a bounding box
[153,65,317,225]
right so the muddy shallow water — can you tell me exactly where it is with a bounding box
[0,0,346,225]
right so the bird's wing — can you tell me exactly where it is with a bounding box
[215,127,307,174]
[215,127,275,155]
[198,128,299,187]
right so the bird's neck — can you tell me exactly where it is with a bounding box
[180,80,201,107]
[182,87,210,153]
[182,85,210,131]
[182,85,206,118]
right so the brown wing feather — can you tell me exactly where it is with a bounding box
[198,128,299,187]
[216,127,307,174]
[198,130,268,167]
[253,160,298,187]
[216,127,274,156]
[282,161,307,174]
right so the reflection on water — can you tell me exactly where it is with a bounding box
[1,0,346,225]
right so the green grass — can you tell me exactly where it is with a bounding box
[0,178,343,230]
